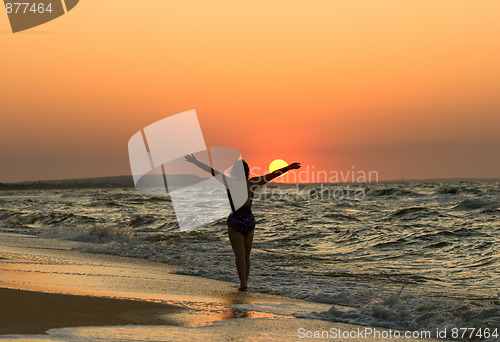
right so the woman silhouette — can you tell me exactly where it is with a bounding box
[185,154,301,291]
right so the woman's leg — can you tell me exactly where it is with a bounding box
[228,228,247,290]
[244,230,254,283]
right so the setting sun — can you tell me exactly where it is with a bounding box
[269,159,288,173]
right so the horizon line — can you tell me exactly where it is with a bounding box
[1,174,499,186]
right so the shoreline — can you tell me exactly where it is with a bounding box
[0,233,440,341]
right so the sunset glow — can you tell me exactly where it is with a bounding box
[1,1,499,182]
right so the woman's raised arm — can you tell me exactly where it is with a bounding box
[184,154,222,177]
[251,162,301,186]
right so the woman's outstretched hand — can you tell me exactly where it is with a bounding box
[185,154,197,164]
[288,162,301,170]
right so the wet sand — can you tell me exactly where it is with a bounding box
[0,287,182,334]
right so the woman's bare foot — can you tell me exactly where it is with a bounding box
[238,285,248,291]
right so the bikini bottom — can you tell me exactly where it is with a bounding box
[227,206,255,236]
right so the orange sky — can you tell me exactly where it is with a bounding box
[1,1,499,182]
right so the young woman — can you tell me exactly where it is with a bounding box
[185,154,301,291]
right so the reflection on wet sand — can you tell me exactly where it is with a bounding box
[166,291,285,327]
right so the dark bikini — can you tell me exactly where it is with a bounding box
[227,187,255,236]
[227,206,255,236]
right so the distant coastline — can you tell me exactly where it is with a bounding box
[0,175,498,190]
[0,175,135,190]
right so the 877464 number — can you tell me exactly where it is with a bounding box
[5,2,54,14]
[451,328,498,339]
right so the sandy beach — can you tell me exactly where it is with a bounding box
[0,233,442,341]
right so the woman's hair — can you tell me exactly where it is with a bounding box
[230,159,250,179]
[242,160,250,179]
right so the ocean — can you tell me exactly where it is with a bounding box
[1,180,499,339]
